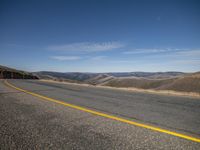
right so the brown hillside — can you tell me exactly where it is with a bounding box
[159,73,200,93]
[0,65,38,79]
[104,72,200,93]
[104,77,176,89]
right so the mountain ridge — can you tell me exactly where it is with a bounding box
[1,65,199,94]
[34,70,200,94]
[0,65,38,79]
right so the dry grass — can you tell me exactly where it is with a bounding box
[159,76,200,93]
[40,79,200,98]
[104,73,200,95]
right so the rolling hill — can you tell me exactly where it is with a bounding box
[1,65,199,94]
[0,65,38,79]
[35,71,200,94]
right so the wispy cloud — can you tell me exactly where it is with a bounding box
[48,42,124,52]
[175,49,200,56]
[123,48,181,54]
[173,59,200,65]
[109,60,135,63]
[51,56,81,61]
[90,56,107,60]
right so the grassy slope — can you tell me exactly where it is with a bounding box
[0,65,38,79]
[159,74,200,93]
[35,70,200,94]
[104,73,200,93]
[104,78,176,89]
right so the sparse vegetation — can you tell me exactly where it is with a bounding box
[0,65,39,79]
[35,71,200,94]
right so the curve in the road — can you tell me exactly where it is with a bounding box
[4,80,200,143]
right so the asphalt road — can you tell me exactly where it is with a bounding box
[1,79,200,149]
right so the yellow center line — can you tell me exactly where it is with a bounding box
[4,80,200,143]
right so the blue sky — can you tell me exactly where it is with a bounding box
[0,0,200,72]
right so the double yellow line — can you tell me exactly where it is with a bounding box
[4,80,200,143]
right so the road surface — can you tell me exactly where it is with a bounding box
[0,79,200,149]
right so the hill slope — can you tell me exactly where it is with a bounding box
[35,71,99,83]
[85,74,115,85]
[0,65,38,79]
[34,70,200,94]
[158,73,200,93]
[103,73,200,93]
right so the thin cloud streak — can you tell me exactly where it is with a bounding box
[48,42,124,52]
[51,56,81,61]
[175,49,200,56]
[173,59,200,65]
[123,48,182,54]
[109,60,136,63]
[90,56,107,60]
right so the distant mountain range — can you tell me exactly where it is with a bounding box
[1,65,200,94]
[34,71,185,81]
[34,70,200,94]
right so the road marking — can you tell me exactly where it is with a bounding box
[4,80,200,143]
